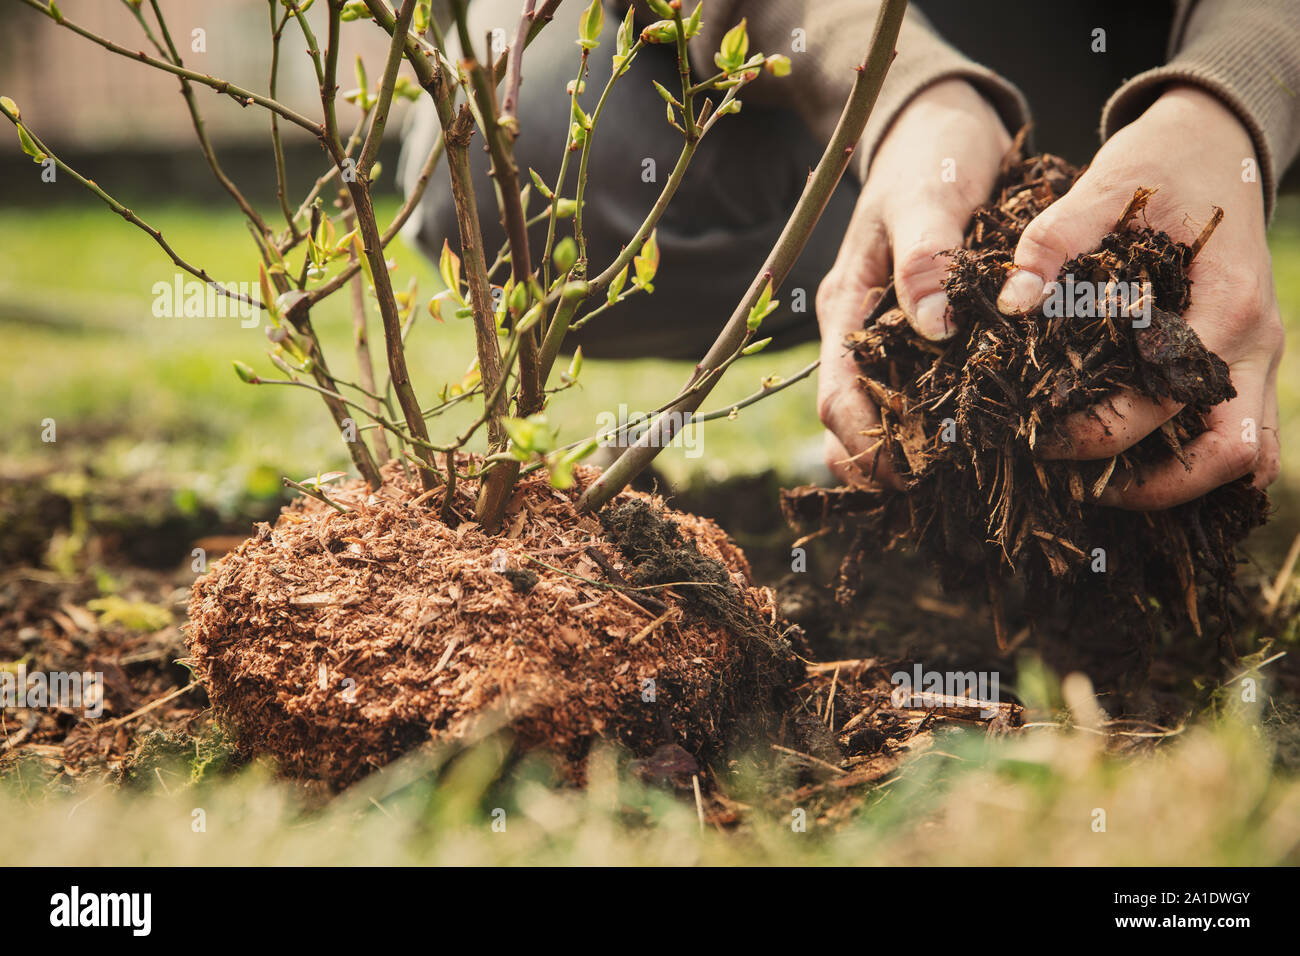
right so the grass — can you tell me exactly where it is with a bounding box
[0,199,823,499]
[2,193,1300,865]
[3,696,1297,865]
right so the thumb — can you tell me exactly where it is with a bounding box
[886,204,967,341]
[996,177,1127,315]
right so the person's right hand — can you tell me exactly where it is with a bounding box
[816,78,1011,487]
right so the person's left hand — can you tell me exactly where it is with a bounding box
[995,84,1284,508]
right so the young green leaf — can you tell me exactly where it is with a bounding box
[298,470,347,490]
[552,236,578,274]
[352,234,376,289]
[741,336,772,355]
[340,0,368,21]
[392,76,421,102]
[640,19,678,44]
[529,167,554,199]
[577,0,604,50]
[684,2,704,39]
[315,213,336,255]
[764,53,792,77]
[615,4,636,59]
[332,228,359,258]
[517,301,545,334]
[565,436,600,464]
[607,263,629,304]
[427,294,447,323]
[747,278,779,330]
[354,55,369,99]
[715,18,749,73]
[501,418,534,458]
[275,289,309,322]
[632,230,660,292]
[548,454,575,489]
[259,264,280,324]
[571,97,591,130]
[232,360,259,384]
[508,278,529,314]
[665,101,680,130]
[438,238,461,297]
[503,414,553,458]
[652,81,682,107]
[16,124,45,163]
[565,346,584,382]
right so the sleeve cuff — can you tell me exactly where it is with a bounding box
[853,62,1030,184]
[1100,1,1300,221]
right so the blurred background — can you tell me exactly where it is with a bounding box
[0,0,830,545]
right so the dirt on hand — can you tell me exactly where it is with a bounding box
[784,149,1269,681]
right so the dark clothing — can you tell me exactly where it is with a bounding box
[400,0,856,358]
[918,1,1170,167]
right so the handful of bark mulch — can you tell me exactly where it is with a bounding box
[784,151,1268,664]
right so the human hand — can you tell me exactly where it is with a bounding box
[995,84,1283,508]
[816,79,1010,487]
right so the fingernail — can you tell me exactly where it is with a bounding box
[996,269,1045,315]
[910,292,954,340]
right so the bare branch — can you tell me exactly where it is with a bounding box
[579,0,910,512]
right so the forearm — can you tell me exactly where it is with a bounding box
[1101,0,1300,220]
[682,0,1029,182]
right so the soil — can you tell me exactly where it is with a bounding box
[784,150,1270,687]
[0,560,212,790]
[3,455,1297,826]
[186,460,803,787]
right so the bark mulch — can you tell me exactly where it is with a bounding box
[187,460,803,787]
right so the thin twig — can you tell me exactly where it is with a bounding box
[284,477,352,514]
[99,681,200,730]
[0,104,262,310]
[771,743,847,776]
[18,0,321,133]
[579,0,909,512]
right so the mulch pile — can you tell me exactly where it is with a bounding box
[187,460,802,787]
[785,150,1269,676]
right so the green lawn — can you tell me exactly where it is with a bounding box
[0,199,822,501]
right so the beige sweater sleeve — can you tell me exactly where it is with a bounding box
[1101,0,1300,219]
[683,0,1030,184]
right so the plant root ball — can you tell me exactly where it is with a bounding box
[187,462,799,787]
